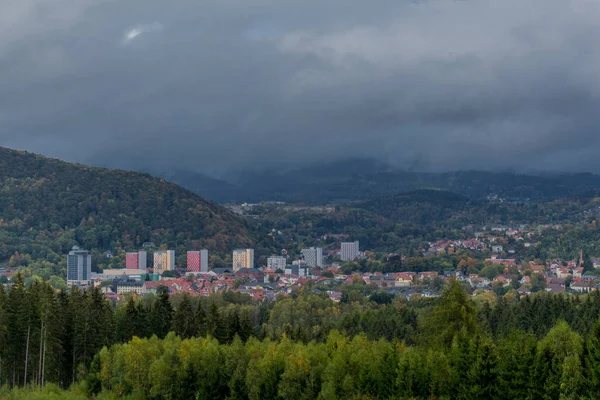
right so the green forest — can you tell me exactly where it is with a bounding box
[0,147,255,280]
[253,189,600,264]
[3,277,600,399]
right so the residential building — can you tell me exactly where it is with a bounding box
[302,247,323,267]
[67,245,92,283]
[370,274,396,288]
[115,280,147,295]
[154,250,175,274]
[126,251,147,269]
[556,267,571,279]
[267,256,286,270]
[91,269,147,281]
[285,263,310,277]
[187,250,209,273]
[493,275,512,287]
[491,245,503,254]
[341,241,359,262]
[233,249,254,271]
[143,281,165,295]
[395,273,414,287]
[419,271,439,281]
[236,268,264,282]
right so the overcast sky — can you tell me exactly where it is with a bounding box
[2,0,600,176]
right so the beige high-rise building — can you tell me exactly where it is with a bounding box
[154,250,175,274]
[232,249,254,271]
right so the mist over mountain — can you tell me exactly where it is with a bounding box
[151,158,600,204]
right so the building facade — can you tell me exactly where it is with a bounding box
[233,249,254,271]
[154,250,175,274]
[116,280,147,295]
[126,251,147,269]
[302,247,323,267]
[285,263,310,277]
[341,241,360,262]
[91,269,147,281]
[267,256,287,270]
[187,250,209,273]
[67,245,92,282]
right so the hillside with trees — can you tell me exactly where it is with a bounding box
[0,147,254,282]
[163,158,600,203]
[251,189,600,266]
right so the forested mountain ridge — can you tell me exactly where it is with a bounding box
[0,147,254,280]
[165,159,600,203]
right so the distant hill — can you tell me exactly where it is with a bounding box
[356,189,478,226]
[0,147,254,277]
[144,168,240,203]
[163,159,600,204]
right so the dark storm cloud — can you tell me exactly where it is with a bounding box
[2,0,600,174]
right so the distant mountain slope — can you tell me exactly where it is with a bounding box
[144,168,240,203]
[166,159,600,204]
[0,147,254,276]
[357,188,600,229]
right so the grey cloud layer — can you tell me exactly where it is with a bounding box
[1,0,600,174]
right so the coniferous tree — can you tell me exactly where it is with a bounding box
[196,299,207,337]
[214,308,229,344]
[238,308,255,343]
[71,289,97,382]
[6,273,26,386]
[172,294,196,339]
[227,310,241,343]
[207,302,220,337]
[471,335,499,399]
[448,329,476,398]
[119,296,140,342]
[57,289,74,387]
[134,301,150,339]
[150,289,173,339]
[582,318,600,395]
[425,279,477,347]
[0,285,6,386]
[38,283,64,387]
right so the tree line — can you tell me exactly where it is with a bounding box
[84,319,600,400]
[5,277,600,398]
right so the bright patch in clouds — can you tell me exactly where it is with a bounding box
[122,22,163,44]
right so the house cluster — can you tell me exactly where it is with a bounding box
[83,243,600,303]
[427,225,556,257]
[99,269,336,303]
[464,257,599,296]
[426,239,486,255]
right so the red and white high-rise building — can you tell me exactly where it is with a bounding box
[126,251,147,269]
[187,250,209,273]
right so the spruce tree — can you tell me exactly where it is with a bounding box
[238,308,255,343]
[150,289,173,339]
[172,294,196,339]
[227,310,241,343]
[207,302,220,337]
[214,310,229,344]
[120,296,139,341]
[196,300,207,337]
[6,273,26,386]
[0,284,7,386]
